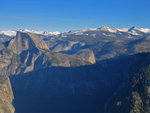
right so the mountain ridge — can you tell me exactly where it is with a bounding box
[0,27,150,113]
[0,26,150,37]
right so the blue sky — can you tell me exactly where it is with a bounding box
[0,0,150,31]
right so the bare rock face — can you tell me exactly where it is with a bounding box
[6,31,91,74]
[75,49,96,64]
[8,31,49,54]
[0,31,92,113]
[0,75,15,113]
[0,50,17,113]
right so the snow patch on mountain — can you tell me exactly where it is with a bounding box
[0,30,16,36]
[0,26,149,37]
[117,28,129,32]
[0,29,60,37]
[100,26,129,33]
[20,29,60,36]
[139,28,150,33]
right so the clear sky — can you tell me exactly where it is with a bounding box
[0,0,150,32]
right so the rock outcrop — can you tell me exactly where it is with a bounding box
[8,31,49,54]
[6,31,91,74]
[0,75,15,113]
[0,31,92,113]
[75,49,96,64]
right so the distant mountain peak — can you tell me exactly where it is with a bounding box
[0,26,150,37]
[21,29,30,32]
[100,25,110,30]
[99,25,118,33]
[20,29,60,36]
[0,30,16,36]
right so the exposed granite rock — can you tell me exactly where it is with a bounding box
[75,49,96,64]
[0,31,91,113]
[8,31,49,54]
[0,75,14,113]
[6,31,91,74]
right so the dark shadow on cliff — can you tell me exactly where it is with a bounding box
[9,54,139,113]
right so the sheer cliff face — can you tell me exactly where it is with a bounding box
[0,50,16,113]
[3,31,92,75]
[0,31,91,113]
[8,32,49,54]
[6,31,91,74]
[0,75,14,113]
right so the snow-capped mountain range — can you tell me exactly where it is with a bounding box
[0,29,60,36]
[67,26,150,35]
[0,26,150,37]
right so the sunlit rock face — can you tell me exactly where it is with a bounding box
[0,75,14,113]
[0,31,92,113]
[8,31,49,54]
[75,49,96,64]
[6,31,91,74]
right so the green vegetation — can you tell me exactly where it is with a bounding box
[107,53,150,113]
